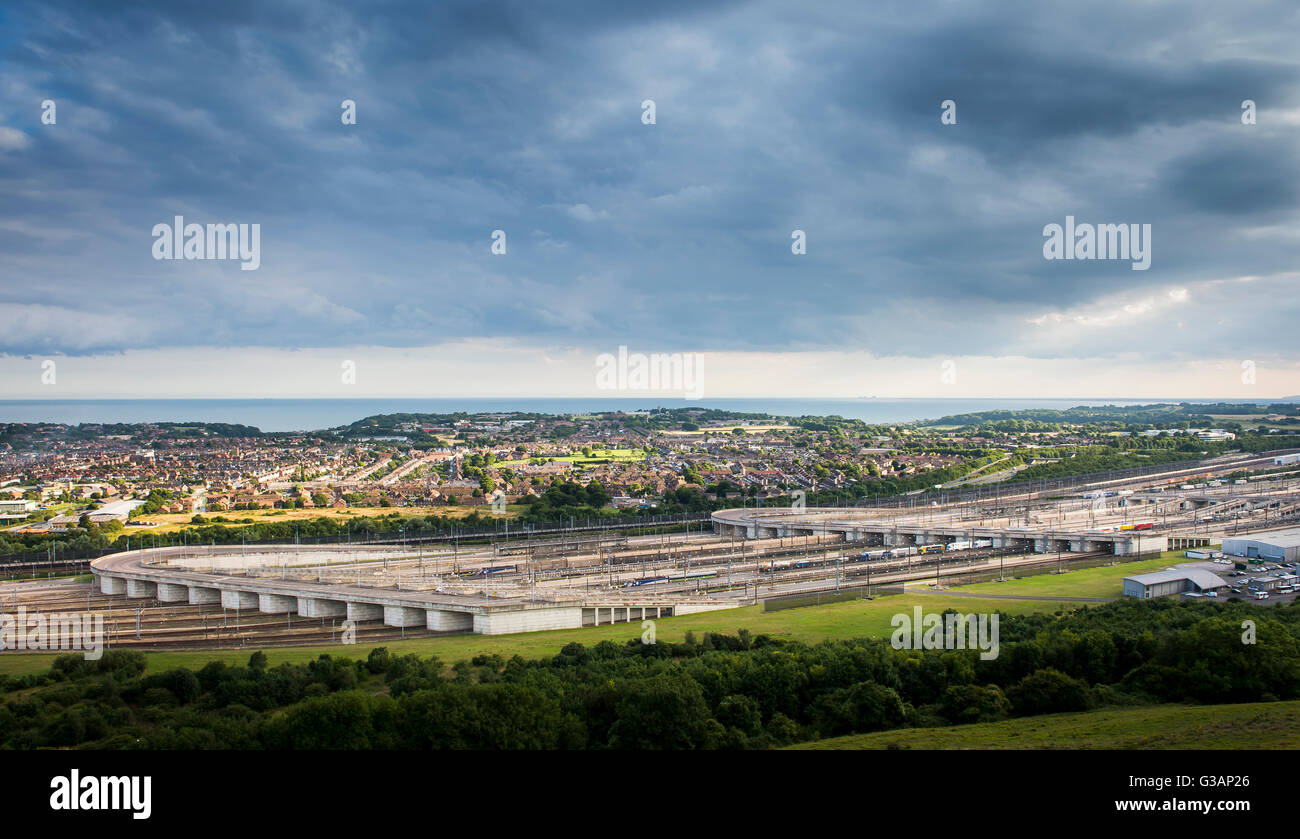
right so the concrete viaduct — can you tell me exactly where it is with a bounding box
[711,508,1166,556]
[91,546,734,636]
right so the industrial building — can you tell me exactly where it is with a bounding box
[1222,527,1300,563]
[1122,568,1228,599]
[1249,575,1283,592]
[0,502,36,522]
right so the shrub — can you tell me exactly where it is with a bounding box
[1006,668,1094,716]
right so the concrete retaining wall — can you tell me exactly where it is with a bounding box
[98,575,126,595]
[384,606,425,627]
[126,579,156,599]
[473,606,584,636]
[673,602,740,616]
[346,602,383,622]
[298,597,347,618]
[188,586,221,605]
[157,583,189,602]
[426,609,474,632]
[258,593,297,614]
[220,590,259,609]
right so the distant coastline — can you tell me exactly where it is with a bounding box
[0,396,1229,433]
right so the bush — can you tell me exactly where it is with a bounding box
[811,681,909,737]
[140,669,201,705]
[366,647,391,674]
[1006,668,1095,716]
[715,694,762,736]
[608,675,718,750]
[938,684,1011,725]
[96,650,147,680]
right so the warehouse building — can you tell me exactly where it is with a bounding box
[1249,575,1283,592]
[1222,527,1300,563]
[0,499,36,521]
[1122,568,1228,599]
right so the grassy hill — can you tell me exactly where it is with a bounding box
[790,701,1300,750]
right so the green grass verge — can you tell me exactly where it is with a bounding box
[932,551,1199,599]
[789,700,1300,749]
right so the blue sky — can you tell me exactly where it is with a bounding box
[2,0,1299,398]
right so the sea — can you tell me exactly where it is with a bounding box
[0,397,1169,433]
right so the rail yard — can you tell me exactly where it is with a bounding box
[2,451,1298,651]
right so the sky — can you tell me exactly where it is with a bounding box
[1,0,1299,400]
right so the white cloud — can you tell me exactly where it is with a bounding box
[2,342,1296,400]
[0,303,154,351]
[565,203,607,222]
[0,127,33,152]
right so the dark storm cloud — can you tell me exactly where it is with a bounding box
[1,0,1298,362]
[1162,140,1300,215]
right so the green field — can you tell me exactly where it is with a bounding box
[0,592,1077,677]
[790,700,1300,749]
[497,448,647,468]
[928,551,1197,599]
[131,504,519,534]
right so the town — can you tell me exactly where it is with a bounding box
[2,402,1297,560]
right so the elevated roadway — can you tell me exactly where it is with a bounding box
[92,544,736,635]
[712,507,1164,556]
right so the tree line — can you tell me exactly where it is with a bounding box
[1,597,1296,749]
